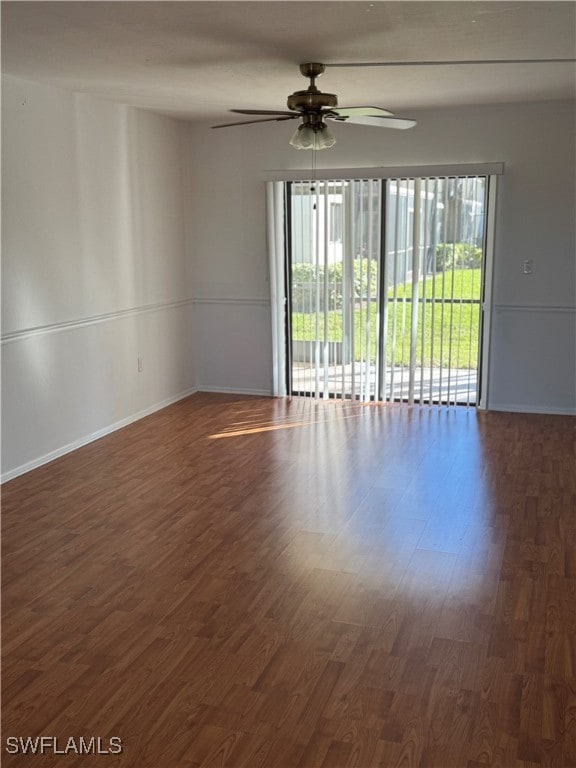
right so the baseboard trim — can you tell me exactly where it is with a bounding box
[197,385,272,397]
[487,402,576,416]
[1,387,198,484]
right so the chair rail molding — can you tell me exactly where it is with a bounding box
[1,298,195,345]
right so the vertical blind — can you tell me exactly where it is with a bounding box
[289,179,380,401]
[381,176,486,405]
[269,173,489,406]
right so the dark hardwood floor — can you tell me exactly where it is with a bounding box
[2,393,575,767]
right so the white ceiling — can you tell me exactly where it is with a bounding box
[2,1,575,123]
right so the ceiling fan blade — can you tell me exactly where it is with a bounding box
[212,115,298,129]
[328,58,576,67]
[230,109,299,116]
[329,114,417,130]
[330,106,396,119]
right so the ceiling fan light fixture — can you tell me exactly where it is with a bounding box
[289,123,315,149]
[289,121,336,150]
[316,123,336,149]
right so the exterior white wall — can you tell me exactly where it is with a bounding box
[188,100,575,413]
[1,76,195,480]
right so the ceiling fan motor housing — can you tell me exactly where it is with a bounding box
[287,88,338,112]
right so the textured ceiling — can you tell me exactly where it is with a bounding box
[2,1,575,122]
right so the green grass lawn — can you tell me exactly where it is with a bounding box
[292,269,482,368]
[392,268,481,301]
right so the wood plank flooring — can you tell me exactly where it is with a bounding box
[2,393,575,767]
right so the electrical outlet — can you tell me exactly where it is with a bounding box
[523,259,533,275]
[137,356,143,373]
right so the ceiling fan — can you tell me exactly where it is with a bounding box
[212,55,574,150]
[212,62,416,150]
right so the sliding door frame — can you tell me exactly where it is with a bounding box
[284,181,294,396]
[477,174,498,410]
[268,163,502,406]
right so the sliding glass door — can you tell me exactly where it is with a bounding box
[288,179,380,401]
[286,174,488,406]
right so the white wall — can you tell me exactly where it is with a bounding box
[1,76,195,480]
[188,100,576,413]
